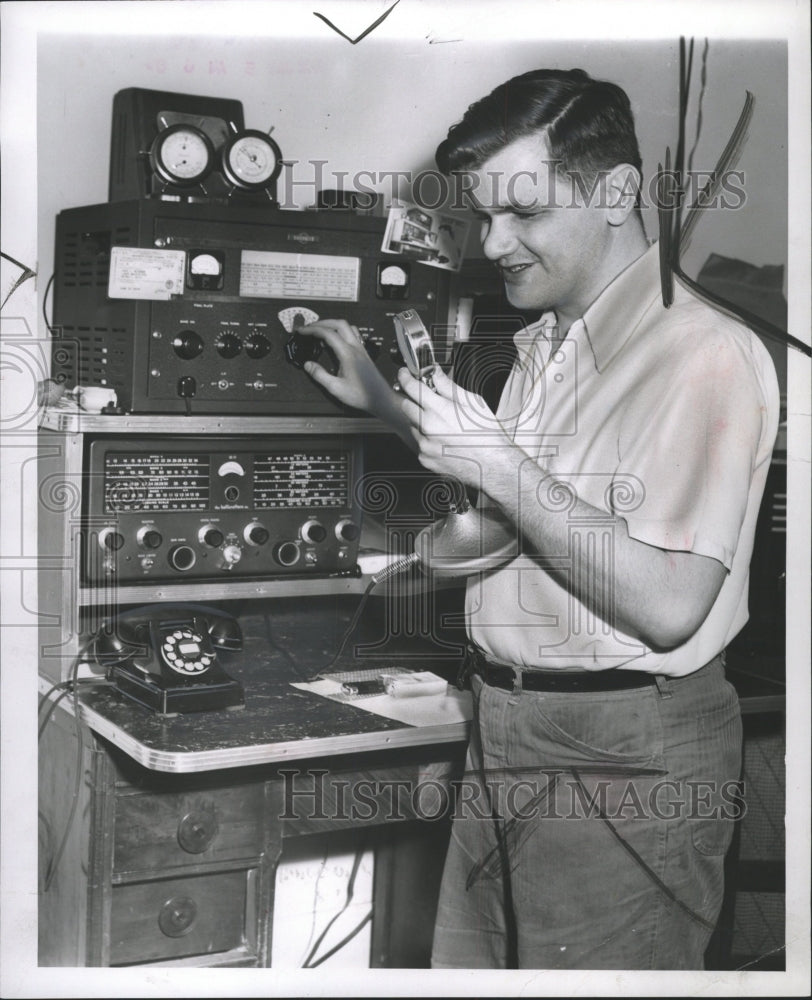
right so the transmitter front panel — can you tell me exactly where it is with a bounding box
[83,436,363,584]
[52,200,451,415]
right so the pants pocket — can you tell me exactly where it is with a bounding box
[529,688,664,768]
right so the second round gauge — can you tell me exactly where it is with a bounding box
[221,130,283,190]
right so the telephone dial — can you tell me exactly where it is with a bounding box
[96,604,245,715]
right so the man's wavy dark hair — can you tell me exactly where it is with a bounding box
[435,68,643,185]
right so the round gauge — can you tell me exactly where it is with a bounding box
[149,124,214,186]
[221,129,283,191]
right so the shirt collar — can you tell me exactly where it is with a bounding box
[512,241,663,373]
[580,241,662,372]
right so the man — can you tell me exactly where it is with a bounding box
[302,69,779,969]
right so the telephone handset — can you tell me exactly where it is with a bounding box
[97,604,245,715]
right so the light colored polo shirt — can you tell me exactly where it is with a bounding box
[465,241,780,676]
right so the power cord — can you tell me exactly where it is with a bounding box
[308,553,419,679]
[39,636,112,893]
[301,839,371,968]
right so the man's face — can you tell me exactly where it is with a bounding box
[464,133,619,329]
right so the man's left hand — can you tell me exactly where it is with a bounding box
[396,367,512,492]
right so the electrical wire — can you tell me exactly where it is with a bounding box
[301,841,369,968]
[42,654,86,892]
[299,845,331,966]
[308,553,419,680]
[305,909,373,968]
[41,272,55,334]
[39,635,113,892]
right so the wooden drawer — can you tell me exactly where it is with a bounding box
[110,869,254,965]
[114,785,266,876]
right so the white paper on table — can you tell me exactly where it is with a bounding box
[290,677,472,727]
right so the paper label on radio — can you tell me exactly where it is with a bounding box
[108,247,185,300]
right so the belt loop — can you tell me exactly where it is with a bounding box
[511,667,523,696]
[654,674,672,699]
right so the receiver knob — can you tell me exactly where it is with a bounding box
[98,528,125,551]
[199,526,225,548]
[335,519,359,542]
[301,519,327,544]
[137,528,163,550]
[220,544,242,568]
[244,523,270,547]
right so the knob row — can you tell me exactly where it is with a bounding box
[172,330,272,360]
[98,519,359,552]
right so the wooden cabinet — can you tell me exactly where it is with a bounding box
[38,696,465,968]
[39,706,282,967]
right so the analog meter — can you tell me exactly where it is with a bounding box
[148,124,215,186]
[221,129,283,192]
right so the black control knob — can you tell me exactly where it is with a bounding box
[245,333,271,359]
[245,523,270,547]
[215,333,242,359]
[137,528,163,550]
[99,528,125,551]
[199,526,225,548]
[364,339,380,360]
[285,331,322,368]
[301,519,327,544]
[168,545,197,571]
[172,330,204,360]
[335,519,359,542]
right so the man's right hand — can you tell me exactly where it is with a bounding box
[301,320,414,444]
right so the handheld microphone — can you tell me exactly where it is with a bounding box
[392,311,518,578]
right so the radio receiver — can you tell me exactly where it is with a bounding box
[83,435,363,584]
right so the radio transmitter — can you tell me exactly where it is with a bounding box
[82,435,363,584]
[51,199,451,415]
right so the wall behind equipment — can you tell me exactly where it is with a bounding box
[37,32,787,307]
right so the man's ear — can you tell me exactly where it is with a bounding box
[606,163,641,226]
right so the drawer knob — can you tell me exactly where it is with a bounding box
[158,895,197,937]
[177,808,218,854]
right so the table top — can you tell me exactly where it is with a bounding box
[58,593,473,774]
[44,592,784,774]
